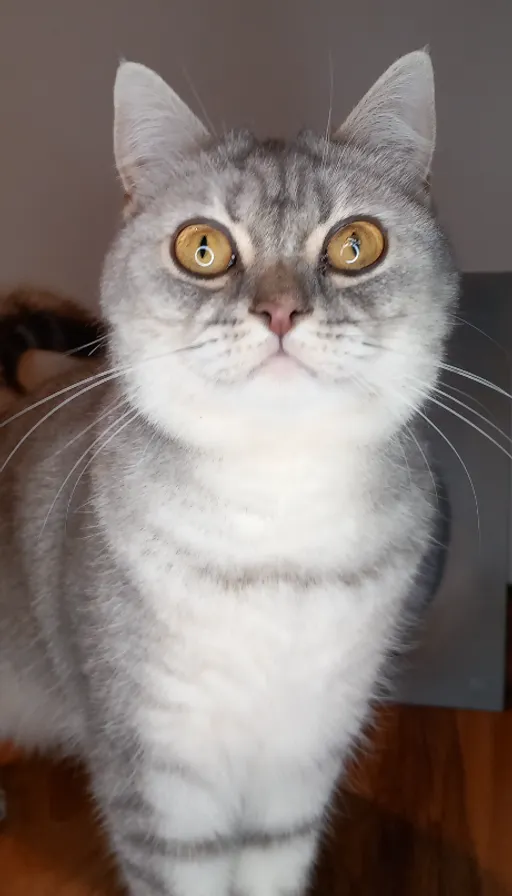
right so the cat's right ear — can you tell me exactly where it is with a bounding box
[113,61,209,210]
[334,50,435,189]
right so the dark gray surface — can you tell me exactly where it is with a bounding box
[395,272,511,711]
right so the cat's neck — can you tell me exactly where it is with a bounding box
[92,411,400,579]
[97,409,386,514]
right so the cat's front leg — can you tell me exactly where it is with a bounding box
[231,759,337,896]
[233,832,320,896]
[90,747,235,896]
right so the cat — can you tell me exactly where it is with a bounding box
[0,50,457,896]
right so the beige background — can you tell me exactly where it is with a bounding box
[0,0,510,307]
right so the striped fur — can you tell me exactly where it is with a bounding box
[0,53,457,896]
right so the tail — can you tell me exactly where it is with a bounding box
[0,287,106,408]
[0,288,106,413]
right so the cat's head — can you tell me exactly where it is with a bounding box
[101,51,457,451]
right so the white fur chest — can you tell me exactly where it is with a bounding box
[136,571,397,776]
[99,439,410,776]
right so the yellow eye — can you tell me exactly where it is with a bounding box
[325,219,386,274]
[173,222,235,277]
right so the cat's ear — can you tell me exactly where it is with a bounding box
[114,61,209,207]
[334,50,435,186]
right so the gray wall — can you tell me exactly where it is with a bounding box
[0,0,511,307]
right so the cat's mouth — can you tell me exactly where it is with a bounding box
[248,347,318,380]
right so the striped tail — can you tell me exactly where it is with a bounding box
[0,287,106,399]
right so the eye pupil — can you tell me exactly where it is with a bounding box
[198,235,208,260]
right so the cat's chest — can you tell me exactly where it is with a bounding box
[136,572,392,767]
[103,451,403,760]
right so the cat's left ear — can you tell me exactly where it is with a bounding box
[114,61,209,210]
[334,50,435,188]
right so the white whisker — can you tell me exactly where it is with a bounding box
[359,339,512,409]
[441,381,495,420]
[422,390,512,463]
[320,50,334,172]
[88,338,108,357]
[65,335,107,357]
[432,385,512,448]
[0,371,124,472]
[50,396,128,461]
[439,362,512,404]
[414,404,481,542]
[65,410,139,529]
[381,378,481,539]
[38,406,136,538]
[135,426,158,469]
[400,370,512,449]
[396,436,413,492]
[0,339,216,469]
[180,66,217,137]
[404,422,438,499]
[453,314,510,359]
[0,340,215,433]
[0,365,122,429]
[401,370,512,460]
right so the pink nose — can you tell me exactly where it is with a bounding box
[251,297,299,338]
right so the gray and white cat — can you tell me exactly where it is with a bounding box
[0,50,457,895]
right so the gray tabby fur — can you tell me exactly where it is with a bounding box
[0,50,457,896]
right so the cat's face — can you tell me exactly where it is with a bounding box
[102,53,457,449]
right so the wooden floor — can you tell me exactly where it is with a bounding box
[1,705,512,895]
